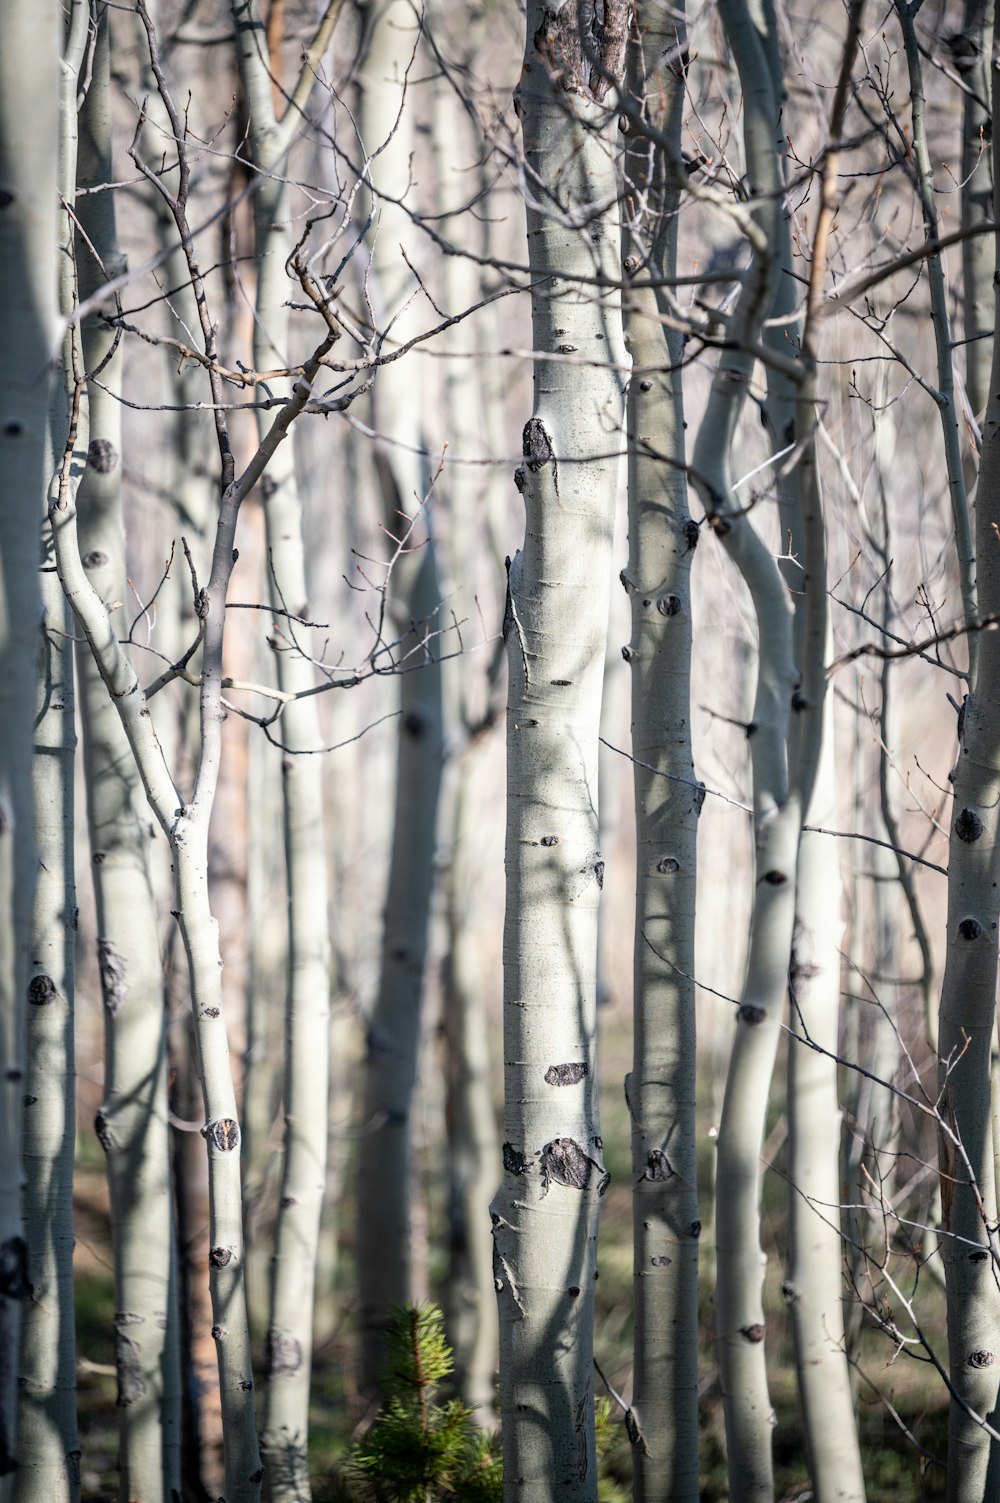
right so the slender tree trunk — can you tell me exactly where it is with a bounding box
[441,743,500,1416]
[937,44,1000,1501]
[354,0,446,1391]
[75,11,182,1498]
[0,0,59,1482]
[621,7,699,1498]
[960,1,994,425]
[491,7,627,1498]
[48,15,330,1486]
[756,6,865,1495]
[17,9,91,1495]
[230,4,341,1490]
[690,8,796,1496]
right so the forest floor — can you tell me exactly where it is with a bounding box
[72,1000,949,1502]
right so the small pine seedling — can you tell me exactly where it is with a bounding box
[346,1304,502,1503]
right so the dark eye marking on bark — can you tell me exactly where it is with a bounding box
[94,1112,115,1153]
[267,1330,303,1378]
[87,437,118,473]
[205,1117,240,1152]
[657,594,682,617]
[739,1004,767,1026]
[567,1285,580,1297]
[544,1062,587,1086]
[762,870,787,886]
[955,807,984,842]
[502,1142,528,1175]
[550,678,572,686]
[540,1137,610,1197]
[969,1248,989,1262]
[27,974,56,1006]
[540,834,559,847]
[594,858,605,889]
[204,1007,220,1019]
[958,917,983,941]
[209,1247,232,1268]
[650,1255,672,1266]
[522,417,554,470]
[643,1149,673,1181]
[23,1095,36,1107]
[740,1324,765,1343]
[82,549,109,570]
[657,856,680,874]
[969,1349,995,1368]
[690,1220,702,1239]
[115,1331,146,1408]
[0,1235,28,1300]
[97,940,127,1015]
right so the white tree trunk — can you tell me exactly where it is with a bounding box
[17,10,90,1495]
[491,6,627,1497]
[621,6,700,1497]
[0,1,58,1483]
[75,11,181,1497]
[230,5,340,1490]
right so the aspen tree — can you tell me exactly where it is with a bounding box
[491,4,627,1497]
[620,5,700,1497]
[75,9,181,1497]
[48,6,336,1493]
[356,0,446,1393]
[17,7,91,1495]
[688,3,827,1494]
[230,5,342,1491]
[920,12,1000,1497]
[758,7,866,1497]
[0,0,59,1481]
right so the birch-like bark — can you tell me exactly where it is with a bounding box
[689,8,797,1496]
[936,35,1000,1501]
[355,0,445,1391]
[758,7,865,1496]
[230,5,340,1490]
[17,9,90,1495]
[0,0,59,1480]
[959,2,993,424]
[621,7,699,1497]
[491,6,627,1497]
[75,11,181,1498]
[689,2,847,1494]
[50,16,331,1492]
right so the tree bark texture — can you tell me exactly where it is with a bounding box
[491,5,627,1498]
[0,0,58,1483]
[689,4,821,1496]
[230,4,341,1491]
[75,12,182,1498]
[621,6,700,1498]
[937,36,1000,1499]
[355,0,446,1394]
[17,10,90,1496]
